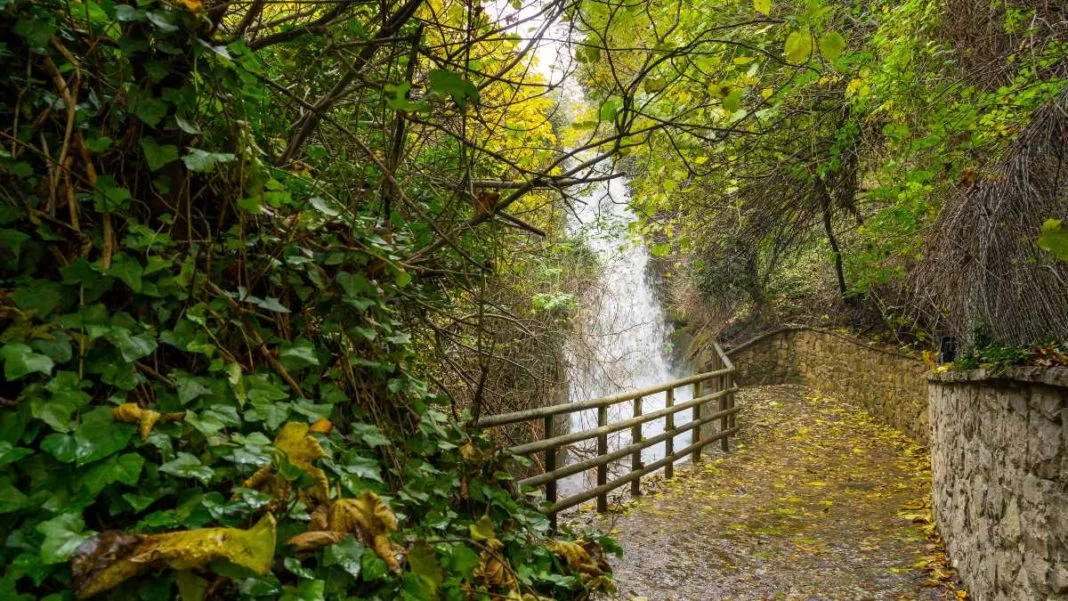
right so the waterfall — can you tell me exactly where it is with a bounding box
[491,0,692,497]
[560,173,693,495]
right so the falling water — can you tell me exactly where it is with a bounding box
[559,175,693,495]
[491,1,693,497]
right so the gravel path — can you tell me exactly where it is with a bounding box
[569,385,965,601]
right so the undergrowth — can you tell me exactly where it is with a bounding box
[0,1,614,600]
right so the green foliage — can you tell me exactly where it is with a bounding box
[573,0,1066,342]
[0,1,606,600]
[1038,219,1068,261]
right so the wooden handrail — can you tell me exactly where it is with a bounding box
[507,388,733,455]
[475,367,733,427]
[519,403,741,487]
[477,345,739,526]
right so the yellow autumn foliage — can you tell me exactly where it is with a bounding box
[112,403,185,440]
[72,514,276,599]
[284,492,402,573]
[242,421,330,503]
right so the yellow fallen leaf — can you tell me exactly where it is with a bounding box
[72,514,275,599]
[243,421,329,503]
[546,540,613,591]
[112,403,185,440]
[474,538,517,591]
[174,0,203,11]
[329,492,400,573]
[547,540,589,571]
[285,530,348,551]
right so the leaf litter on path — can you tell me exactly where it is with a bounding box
[567,384,966,601]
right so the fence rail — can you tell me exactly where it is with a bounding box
[477,343,738,526]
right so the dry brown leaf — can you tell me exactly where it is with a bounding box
[459,442,480,463]
[329,492,400,573]
[112,403,185,440]
[546,539,611,592]
[285,530,348,551]
[308,503,330,531]
[72,514,275,599]
[474,541,517,592]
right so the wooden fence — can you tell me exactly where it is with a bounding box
[477,343,739,526]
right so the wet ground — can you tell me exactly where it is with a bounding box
[569,385,965,601]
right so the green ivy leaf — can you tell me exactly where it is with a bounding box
[279,579,325,601]
[0,442,32,467]
[176,571,211,601]
[183,148,236,172]
[145,10,178,33]
[175,115,202,135]
[13,280,65,317]
[351,423,390,447]
[41,433,78,463]
[13,18,57,49]
[361,548,389,581]
[280,341,319,371]
[74,407,135,466]
[106,327,157,362]
[134,96,170,127]
[140,137,180,171]
[819,32,846,62]
[0,343,55,381]
[82,453,145,494]
[34,372,91,434]
[449,544,480,579]
[108,252,144,292]
[37,512,95,564]
[408,541,443,599]
[160,452,215,484]
[85,136,114,152]
[1038,218,1068,261]
[0,476,30,513]
[92,175,133,212]
[323,535,364,580]
[753,0,772,15]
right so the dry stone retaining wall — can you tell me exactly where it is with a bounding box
[723,327,930,444]
[929,368,1068,601]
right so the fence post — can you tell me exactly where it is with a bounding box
[727,369,736,439]
[597,405,608,512]
[691,379,702,463]
[665,388,675,479]
[543,414,557,530]
[630,396,643,497]
[720,372,730,452]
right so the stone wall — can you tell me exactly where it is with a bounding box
[929,368,1068,601]
[722,326,930,444]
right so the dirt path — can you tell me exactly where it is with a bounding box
[572,385,964,601]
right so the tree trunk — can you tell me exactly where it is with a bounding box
[818,180,849,298]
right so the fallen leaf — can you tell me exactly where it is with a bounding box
[112,403,185,440]
[72,513,275,599]
[329,492,400,573]
[285,530,348,551]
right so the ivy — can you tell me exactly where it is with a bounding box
[0,1,609,599]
